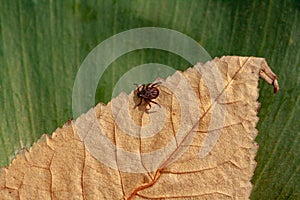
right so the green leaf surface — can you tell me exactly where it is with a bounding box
[0,0,299,199]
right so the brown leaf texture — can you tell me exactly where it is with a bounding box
[0,56,279,200]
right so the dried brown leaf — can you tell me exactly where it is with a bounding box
[0,56,279,200]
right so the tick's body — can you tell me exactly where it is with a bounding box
[135,82,161,109]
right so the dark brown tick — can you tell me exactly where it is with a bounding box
[134,82,161,109]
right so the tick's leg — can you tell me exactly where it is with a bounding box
[135,84,145,92]
[141,84,146,92]
[146,100,152,110]
[149,100,161,108]
[145,83,152,89]
[137,98,143,106]
[150,82,162,88]
[139,84,146,92]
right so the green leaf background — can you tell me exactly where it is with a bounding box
[0,0,299,199]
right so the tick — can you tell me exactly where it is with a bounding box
[134,82,161,109]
